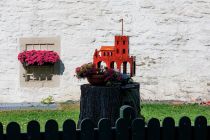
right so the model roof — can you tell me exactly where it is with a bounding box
[100,46,115,51]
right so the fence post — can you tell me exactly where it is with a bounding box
[98,118,112,140]
[0,122,3,140]
[132,118,145,140]
[45,120,59,140]
[80,119,94,140]
[63,119,76,140]
[194,116,207,140]
[120,105,136,126]
[162,117,175,140]
[115,118,129,140]
[147,118,160,140]
[6,122,21,140]
[178,116,192,140]
[27,120,40,140]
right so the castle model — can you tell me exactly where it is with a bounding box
[93,20,136,77]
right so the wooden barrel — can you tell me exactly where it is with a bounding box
[77,83,140,128]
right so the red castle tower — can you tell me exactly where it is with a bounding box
[93,19,136,77]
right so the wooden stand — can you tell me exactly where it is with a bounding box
[78,83,140,128]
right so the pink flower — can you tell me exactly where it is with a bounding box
[18,50,60,66]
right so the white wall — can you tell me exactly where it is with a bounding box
[0,0,210,103]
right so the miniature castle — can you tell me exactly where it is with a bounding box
[93,35,136,77]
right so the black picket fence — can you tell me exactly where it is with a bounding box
[0,105,209,140]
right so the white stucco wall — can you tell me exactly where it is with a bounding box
[0,0,210,103]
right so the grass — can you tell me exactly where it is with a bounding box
[141,103,210,125]
[0,103,210,132]
[0,103,80,133]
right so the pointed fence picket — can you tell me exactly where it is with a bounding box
[7,122,21,140]
[63,119,76,140]
[80,119,94,140]
[194,116,207,140]
[179,116,192,140]
[162,117,175,140]
[27,120,41,140]
[115,118,129,140]
[98,119,112,140]
[45,120,59,140]
[147,118,160,140]
[1,105,210,140]
[0,122,4,140]
[132,118,145,140]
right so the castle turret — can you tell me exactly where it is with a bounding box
[115,36,129,58]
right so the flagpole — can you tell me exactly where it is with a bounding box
[121,18,123,36]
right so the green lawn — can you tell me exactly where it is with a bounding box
[141,103,210,125]
[0,103,209,132]
[0,103,80,133]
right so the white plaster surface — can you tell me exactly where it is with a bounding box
[0,0,210,103]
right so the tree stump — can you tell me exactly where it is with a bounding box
[78,83,140,128]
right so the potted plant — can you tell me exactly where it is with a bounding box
[75,63,105,85]
[75,62,132,86]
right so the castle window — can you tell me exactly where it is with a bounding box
[117,49,119,54]
[104,52,106,56]
[110,52,112,56]
[123,49,126,54]
[117,41,119,45]
[123,40,126,45]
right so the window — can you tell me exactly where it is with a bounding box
[123,40,126,45]
[19,37,61,87]
[117,49,119,54]
[117,41,119,45]
[123,49,126,54]
[104,52,106,56]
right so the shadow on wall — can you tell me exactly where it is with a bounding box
[54,60,65,75]
[24,60,65,81]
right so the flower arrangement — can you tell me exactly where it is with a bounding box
[104,69,122,83]
[18,50,60,66]
[75,62,132,86]
[75,63,99,79]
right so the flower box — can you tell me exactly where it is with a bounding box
[18,50,60,66]
[18,50,59,81]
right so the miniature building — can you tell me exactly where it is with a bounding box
[93,35,136,77]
